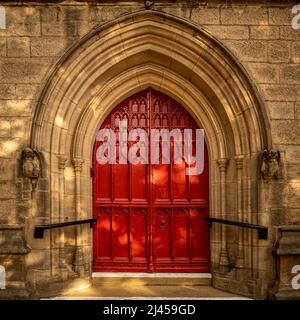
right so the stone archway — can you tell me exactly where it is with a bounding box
[29,10,271,298]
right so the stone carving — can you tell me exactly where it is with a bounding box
[22,147,41,190]
[260,149,280,181]
[144,1,154,10]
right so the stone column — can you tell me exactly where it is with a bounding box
[72,157,85,276]
[235,156,244,279]
[217,158,230,273]
[57,155,68,279]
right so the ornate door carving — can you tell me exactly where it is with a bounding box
[93,88,210,272]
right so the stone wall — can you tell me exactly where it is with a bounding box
[0,0,299,299]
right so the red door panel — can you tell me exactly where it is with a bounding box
[93,87,210,272]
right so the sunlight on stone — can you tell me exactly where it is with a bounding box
[55,115,64,128]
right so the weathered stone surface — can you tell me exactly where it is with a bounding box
[7,37,30,57]
[41,21,77,36]
[0,100,32,116]
[0,120,11,137]
[280,26,300,40]
[15,84,40,100]
[0,159,15,180]
[269,8,295,25]
[271,120,300,144]
[281,145,300,163]
[0,199,16,223]
[267,101,295,120]
[223,40,267,62]
[295,101,300,119]
[259,85,300,102]
[245,63,279,84]
[0,6,40,36]
[89,6,134,22]
[190,7,220,25]
[291,41,300,63]
[268,41,290,63]
[10,118,31,138]
[30,37,76,57]
[280,65,300,84]
[0,138,21,158]
[0,84,15,99]
[0,39,6,57]
[250,26,279,39]
[40,6,60,22]
[0,58,53,83]
[221,7,268,25]
[0,181,16,199]
[205,25,249,40]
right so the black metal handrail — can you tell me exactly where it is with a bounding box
[205,217,268,240]
[34,218,97,239]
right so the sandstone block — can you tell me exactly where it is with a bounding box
[61,6,89,21]
[259,84,300,102]
[7,37,30,57]
[250,26,279,39]
[280,65,300,84]
[0,100,32,116]
[282,145,300,163]
[0,120,10,137]
[0,39,6,57]
[245,63,279,84]
[283,182,300,207]
[223,40,267,62]
[268,41,290,63]
[280,26,300,40]
[205,25,249,40]
[269,8,295,25]
[0,85,15,99]
[90,6,133,22]
[190,7,220,25]
[15,84,40,100]
[30,37,76,57]
[0,138,21,158]
[266,101,295,120]
[0,6,40,36]
[0,181,16,199]
[41,21,77,36]
[10,118,31,138]
[291,42,300,63]
[0,58,53,84]
[271,120,300,144]
[221,7,268,25]
[0,159,15,180]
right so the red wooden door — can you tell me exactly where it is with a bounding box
[93,88,210,272]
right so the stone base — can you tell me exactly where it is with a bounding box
[213,270,260,299]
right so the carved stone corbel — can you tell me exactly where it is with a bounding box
[21,147,41,192]
[260,149,280,182]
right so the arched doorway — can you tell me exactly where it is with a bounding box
[92,88,210,272]
[29,10,272,298]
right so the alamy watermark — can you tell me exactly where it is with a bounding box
[0,5,6,30]
[291,265,300,290]
[0,265,5,290]
[95,120,204,175]
[292,5,300,30]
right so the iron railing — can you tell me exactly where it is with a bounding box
[34,218,97,239]
[205,217,268,240]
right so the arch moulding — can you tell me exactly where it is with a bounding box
[29,9,272,299]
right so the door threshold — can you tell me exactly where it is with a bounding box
[92,272,212,278]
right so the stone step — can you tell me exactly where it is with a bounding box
[92,272,212,286]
